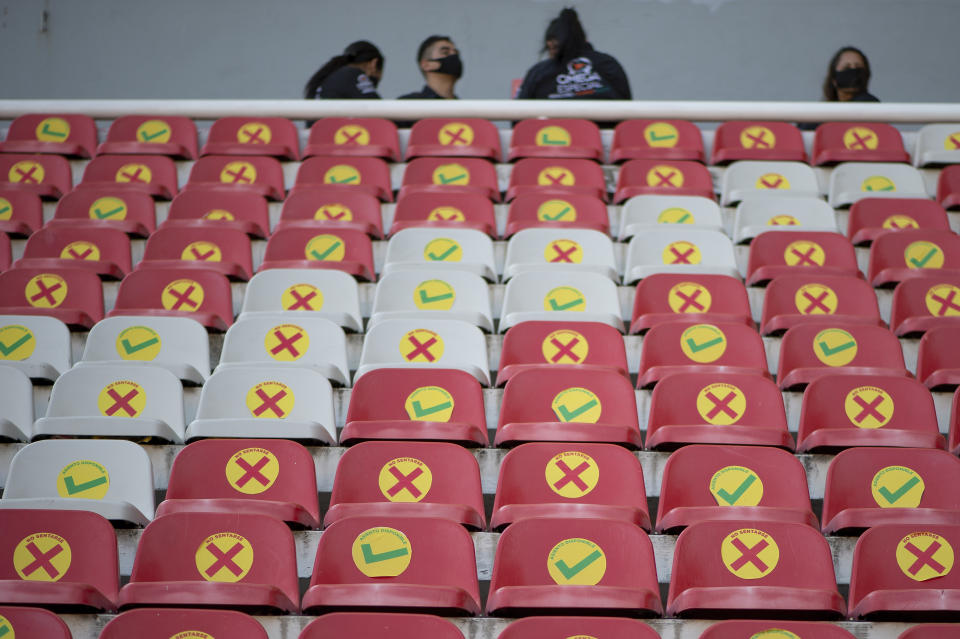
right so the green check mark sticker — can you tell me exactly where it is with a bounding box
[648,131,677,142]
[93,205,124,219]
[686,336,723,353]
[905,242,944,269]
[352,527,413,577]
[140,128,169,141]
[544,286,586,312]
[872,466,925,508]
[0,205,11,217]
[63,474,108,495]
[40,123,68,138]
[405,386,455,422]
[554,550,602,578]
[715,474,757,505]
[0,333,32,357]
[0,325,35,360]
[411,400,453,417]
[425,241,460,261]
[0,622,10,637]
[680,324,727,363]
[116,326,162,361]
[304,235,344,262]
[414,280,456,309]
[310,242,341,260]
[437,172,466,184]
[542,206,572,221]
[121,336,159,354]
[57,460,110,499]
[548,538,607,585]
[818,338,856,357]
[909,248,938,268]
[361,543,409,563]
[549,297,584,311]
[710,466,763,507]
[814,328,859,366]
[877,476,921,503]
[552,387,602,423]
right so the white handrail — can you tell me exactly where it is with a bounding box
[0,99,959,123]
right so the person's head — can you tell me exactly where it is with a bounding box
[303,40,384,98]
[822,46,871,101]
[416,35,462,79]
[543,7,588,62]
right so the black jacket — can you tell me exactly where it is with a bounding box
[315,66,381,99]
[517,45,631,100]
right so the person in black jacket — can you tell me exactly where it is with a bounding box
[303,40,384,100]
[516,8,631,100]
[822,46,879,103]
[399,35,462,100]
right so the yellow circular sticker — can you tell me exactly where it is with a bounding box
[171,633,213,639]
[246,381,294,418]
[136,119,172,144]
[740,126,776,150]
[871,466,924,508]
[161,279,205,311]
[537,199,577,222]
[657,207,695,224]
[755,173,790,190]
[8,161,44,184]
[265,324,309,361]
[663,240,701,265]
[544,286,586,312]
[89,196,128,221]
[427,206,465,222]
[282,283,323,311]
[547,538,606,585]
[644,122,679,148]
[680,324,727,363]
[60,240,100,261]
[404,386,455,422]
[35,117,71,142]
[115,163,152,184]
[413,279,456,310]
[668,281,712,313]
[334,124,370,146]
[536,125,572,147]
[904,241,945,270]
[97,380,146,417]
[116,325,162,361]
[196,532,254,583]
[57,459,110,500]
[13,532,71,581]
[424,238,463,262]
[225,447,279,495]
[646,165,684,188]
[438,122,474,146]
[862,176,896,193]
[844,385,894,429]
[537,166,575,187]
[545,451,599,498]
[710,466,763,507]
[25,273,67,308]
[551,387,602,423]
[218,161,257,185]
[784,240,825,266]
[431,163,470,186]
[943,132,960,150]
[0,196,12,220]
[925,284,960,317]
[696,382,746,425]
[378,457,433,502]
[236,122,272,145]
[794,283,837,315]
[181,241,222,262]
[750,631,801,639]
[352,526,412,577]
[0,614,13,639]
[0,325,36,360]
[767,215,800,226]
[896,532,954,581]
[542,328,589,364]
[813,328,858,366]
[304,234,346,262]
[314,203,353,221]
[843,126,879,150]
[882,214,918,230]
[721,528,779,579]
[545,239,583,264]
[399,328,444,362]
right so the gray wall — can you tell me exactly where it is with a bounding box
[1,0,958,103]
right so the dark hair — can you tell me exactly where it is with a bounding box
[303,40,383,99]
[417,35,453,63]
[822,46,871,101]
[543,7,588,62]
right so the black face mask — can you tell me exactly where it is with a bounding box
[431,53,463,79]
[834,67,867,90]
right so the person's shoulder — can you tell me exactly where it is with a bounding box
[524,58,557,76]
[852,91,881,102]
[326,65,363,81]
[587,49,623,66]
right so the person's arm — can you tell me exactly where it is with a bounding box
[516,62,546,99]
[596,54,632,99]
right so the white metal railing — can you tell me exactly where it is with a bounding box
[1,99,959,123]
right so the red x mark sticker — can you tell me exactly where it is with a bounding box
[740,126,775,149]
[378,458,433,503]
[783,240,825,267]
[537,166,575,186]
[161,279,205,311]
[196,532,254,583]
[541,329,590,365]
[219,161,257,185]
[399,328,444,362]
[13,533,72,582]
[843,126,879,150]
[438,122,474,146]
[897,532,955,581]
[61,240,100,261]
[546,239,583,264]
[722,528,779,579]
[181,241,222,262]
[845,386,893,429]
[226,447,280,494]
[282,283,323,311]
[250,385,290,418]
[646,164,685,188]
[24,273,68,308]
[115,163,152,184]
[97,381,146,418]
[697,383,746,425]
[237,122,272,145]
[663,241,701,265]
[9,161,45,184]
[795,283,837,315]
[925,284,960,317]
[265,324,308,361]
[546,451,599,498]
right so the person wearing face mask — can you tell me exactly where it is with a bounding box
[800,46,878,130]
[303,40,384,101]
[398,35,463,99]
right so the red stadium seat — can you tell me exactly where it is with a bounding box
[201,117,299,160]
[822,447,960,534]
[897,625,960,639]
[646,372,792,450]
[849,523,960,619]
[1,113,97,158]
[629,273,754,333]
[613,159,714,203]
[278,186,384,237]
[497,616,661,639]
[953,389,960,456]
[50,188,156,237]
[301,515,481,615]
[495,368,644,448]
[610,119,705,163]
[298,612,464,639]
[260,227,374,281]
[797,375,944,453]
[391,191,496,237]
[891,274,960,336]
[325,441,485,529]
[0,267,103,328]
[746,231,860,286]
[400,157,500,202]
[304,117,400,161]
[699,620,856,639]
[656,444,816,532]
[637,321,769,388]
[0,153,72,199]
[341,368,488,446]
[117,511,299,613]
[405,118,501,161]
[186,155,285,200]
[486,516,661,616]
[100,608,268,639]
[917,325,960,390]
[508,119,603,162]
[140,226,253,280]
[777,323,908,390]
[79,154,177,199]
[156,438,320,528]
[97,115,199,159]
[710,121,807,164]
[868,229,960,287]
[162,189,270,238]
[0,189,43,237]
[0,606,72,638]
[108,267,233,331]
[667,520,845,618]
[847,197,950,246]
[491,442,649,530]
[506,158,606,202]
[16,225,131,279]
[504,192,609,237]
[0,232,8,271]
[939,165,960,210]
[296,155,392,201]
[760,274,882,335]
[0,509,118,611]
[813,122,911,166]
[496,321,628,386]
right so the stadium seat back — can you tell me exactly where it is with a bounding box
[508,118,603,161]
[98,115,198,159]
[1,113,97,157]
[80,154,178,199]
[109,267,234,331]
[305,117,401,161]
[201,117,300,160]
[187,155,285,200]
[0,266,103,328]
